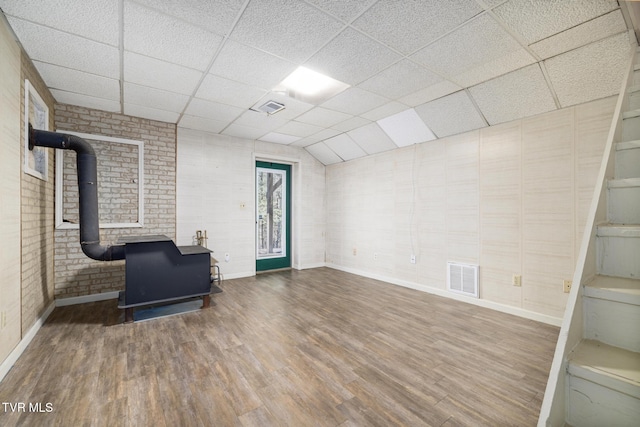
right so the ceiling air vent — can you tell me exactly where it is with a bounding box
[447,262,479,298]
[256,100,285,115]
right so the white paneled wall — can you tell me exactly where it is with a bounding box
[0,16,22,367]
[176,128,325,279]
[326,96,616,322]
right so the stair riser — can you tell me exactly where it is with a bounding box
[567,376,640,427]
[596,236,640,278]
[630,91,640,110]
[616,147,640,179]
[584,297,640,352]
[622,115,640,141]
[608,186,640,224]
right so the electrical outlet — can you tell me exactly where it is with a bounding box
[563,280,572,293]
[373,252,378,260]
[410,254,416,264]
[224,253,230,262]
[353,248,357,256]
[512,275,522,287]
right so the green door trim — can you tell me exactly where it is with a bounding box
[256,161,291,272]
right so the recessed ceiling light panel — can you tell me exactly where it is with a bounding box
[275,66,350,105]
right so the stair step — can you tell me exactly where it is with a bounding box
[569,340,640,397]
[622,109,640,119]
[585,275,640,305]
[616,141,640,179]
[622,111,640,141]
[566,340,640,426]
[608,178,640,224]
[597,224,640,237]
[596,225,640,278]
[584,276,640,352]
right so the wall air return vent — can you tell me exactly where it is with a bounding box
[447,262,479,298]
[256,100,285,115]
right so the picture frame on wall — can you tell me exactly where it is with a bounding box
[24,79,48,180]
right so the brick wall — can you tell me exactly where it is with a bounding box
[20,50,56,334]
[54,105,176,298]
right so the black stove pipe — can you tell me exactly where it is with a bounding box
[29,125,125,261]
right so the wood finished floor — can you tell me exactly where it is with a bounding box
[0,268,559,426]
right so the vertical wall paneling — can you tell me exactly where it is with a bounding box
[176,128,326,279]
[479,122,522,307]
[326,97,615,321]
[521,109,575,317]
[0,16,22,365]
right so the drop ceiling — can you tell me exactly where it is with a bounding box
[0,0,635,165]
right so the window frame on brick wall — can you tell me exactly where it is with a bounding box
[54,130,144,230]
[24,79,49,181]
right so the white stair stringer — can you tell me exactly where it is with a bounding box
[538,43,639,427]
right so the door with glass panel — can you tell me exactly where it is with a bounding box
[256,161,291,271]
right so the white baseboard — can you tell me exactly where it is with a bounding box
[295,262,327,270]
[0,301,55,383]
[55,291,120,307]
[326,263,562,326]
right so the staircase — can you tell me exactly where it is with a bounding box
[539,47,640,426]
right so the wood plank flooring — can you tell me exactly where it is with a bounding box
[0,267,559,426]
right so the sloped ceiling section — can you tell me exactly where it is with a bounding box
[0,0,634,165]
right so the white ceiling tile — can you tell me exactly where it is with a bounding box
[229,0,344,62]
[452,49,536,87]
[331,116,371,132]
[209,40,297,90]
[179,115,230,134]
[196,74,267,108]
[289,136,323,148]
[305,142,344,165]
[324,134,367,161]
[492,0,618,44]
[410,13,535,87]
[307,128,343,141]
[305,28,401,85]
[33,61,119,101]
[259,132,301,145]
[377,109,435,147]
[468,64,556,125]
[304,0,373,22]
[360,101,409,121]
[358,60,443,100]
[50,89,120,113]
[352,0,483,54]
[7,18,119,78]
[222,123,268,140]
[347,122,396,155]
[530,10,627,60]
[415,90,486,138]
[294,107,353,128]
[276,121,324,138]
[130,0,245,35]
[1,0,119,45]
[124,83,190,113]
[124,104,180,123]
[232,109,289,132]
[398,80,462,107]
[184,98,244,122]
[545,32,630,108]
[320,87,389,115]
[124,52,203,95]
[124,2,222,71]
